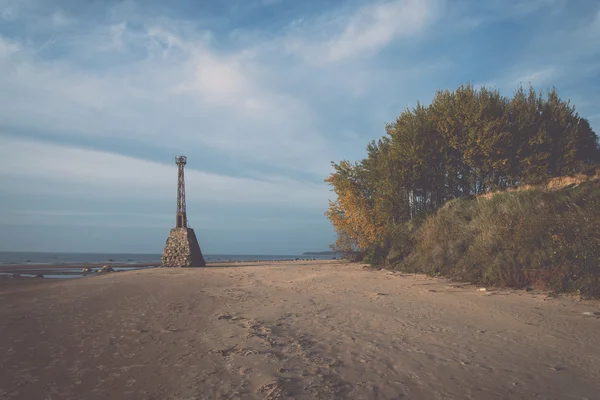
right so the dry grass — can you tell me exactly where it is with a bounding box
[479,164,600,200]
[394,179,600,298]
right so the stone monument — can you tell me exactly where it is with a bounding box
[161,156,206,267]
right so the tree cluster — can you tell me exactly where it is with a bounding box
[325,84,600,254]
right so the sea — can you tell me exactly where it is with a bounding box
[0,251,337,266]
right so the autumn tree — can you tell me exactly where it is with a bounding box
[325,84,600,259]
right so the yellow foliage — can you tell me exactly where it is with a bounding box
[325,170,387,252]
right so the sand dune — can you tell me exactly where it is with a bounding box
[1,260,599,399]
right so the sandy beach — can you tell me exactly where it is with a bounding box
[1,260,599,400]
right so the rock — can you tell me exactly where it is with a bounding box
[34,274,44,278]
[99,265,115,273]
[82,268,92,273]
[582,311,600,317]
[478,288,487,292]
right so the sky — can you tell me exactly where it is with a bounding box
[0,0,599,255]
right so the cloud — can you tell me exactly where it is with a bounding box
[51,10,72,26]
[0,136,332,208]
[511,67,558,88]
[2,7,14,20]
[0,13,333,177]
[174,50,253,105]
[0,35,19,58]
[1,209,327,232]
[283,0,442,64]
[0,209,176,229]
[472,2,600,111]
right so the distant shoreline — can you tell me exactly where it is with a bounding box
[0,262,162,271]
[0,251,330,266]
[0,257,331,276]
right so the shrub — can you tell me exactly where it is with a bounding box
[394,180,600,297]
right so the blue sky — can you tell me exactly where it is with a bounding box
[0,0,599,255]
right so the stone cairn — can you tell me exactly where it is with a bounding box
[162,227,206,267]
[161,156,206,268]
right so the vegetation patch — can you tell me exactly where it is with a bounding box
[326,84,600,297]
[398,180,600,297]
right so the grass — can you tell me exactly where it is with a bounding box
[391,179,600,298]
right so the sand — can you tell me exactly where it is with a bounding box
[1,260,599,400]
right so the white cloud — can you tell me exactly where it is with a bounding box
[511,67,558,88]
[51,10,72,26]
[0,18,333,177]
[0,0,458,184]
[323,0,438,62]
[283,0,441,64]
[476,4,600,101]
[0,136,331,208]
[1,1,18,21]
[0,209,176,229]
[0,36,19,58]
[106,22,127,51]
[174,50,251,105]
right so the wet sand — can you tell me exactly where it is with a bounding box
[0,262,161,276]
[1,260,599,399]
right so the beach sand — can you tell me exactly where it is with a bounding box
[1,260,599,400]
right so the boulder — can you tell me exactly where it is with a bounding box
[82,267,93,273]
[99,265,115,273]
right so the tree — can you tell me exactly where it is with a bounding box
[325,83,600,260]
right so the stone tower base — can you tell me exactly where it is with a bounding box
[161,228,206,267]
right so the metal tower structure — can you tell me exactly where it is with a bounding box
[162,155,206,267]
[175,156,188,228]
